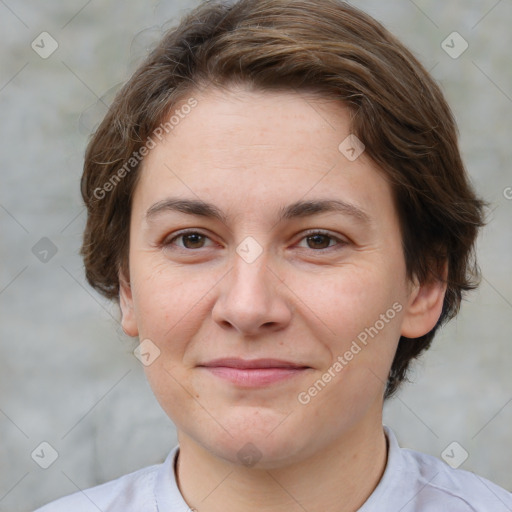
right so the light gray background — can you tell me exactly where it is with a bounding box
[0,1,511,510]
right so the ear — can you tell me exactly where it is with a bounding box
[119,267,139,337]
[400,261,448,339]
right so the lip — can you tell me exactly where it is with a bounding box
[198,358,310,387]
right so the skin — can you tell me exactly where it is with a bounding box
[119,84,446,512]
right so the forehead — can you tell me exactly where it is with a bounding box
[132,86,395,228]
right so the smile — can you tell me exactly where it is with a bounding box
[198,358,311,387]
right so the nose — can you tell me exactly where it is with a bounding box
[211,250,292,337]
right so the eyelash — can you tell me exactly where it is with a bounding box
[162,229,347,252]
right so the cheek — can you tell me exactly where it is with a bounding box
[293,264,404,342]
[130,257,210,338]
[293,263,406,403]
[142,360,200,438]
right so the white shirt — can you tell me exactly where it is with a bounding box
[34,426,512,511]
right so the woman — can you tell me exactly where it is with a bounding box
[36,0,512,510]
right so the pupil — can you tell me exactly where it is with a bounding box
[309,234,329,249]
[185,234,203,248]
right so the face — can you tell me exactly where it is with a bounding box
[120,84,445,468]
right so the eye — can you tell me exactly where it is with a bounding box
[162,229,347,252]
[296,230,347,251]
[163,230,215,250]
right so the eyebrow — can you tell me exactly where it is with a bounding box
[145,197,372,225]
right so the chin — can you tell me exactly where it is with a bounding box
[211,435,308,470]
[190,408,316,469]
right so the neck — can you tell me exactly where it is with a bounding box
[175,416,388,512]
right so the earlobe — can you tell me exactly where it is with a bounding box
[119,271,139,338]
[400,262,448,339]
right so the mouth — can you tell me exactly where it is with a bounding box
[197,358,311,387]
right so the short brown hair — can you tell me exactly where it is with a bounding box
[80,0,486,398]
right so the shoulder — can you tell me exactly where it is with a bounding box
[33,461,162,512]
[402,447,512,510]
[381,427,512,511]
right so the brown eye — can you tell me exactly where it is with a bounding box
[164,231,213,250]
[297,230,347,251]
[181,233,206,249]
[306,233,332,250]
